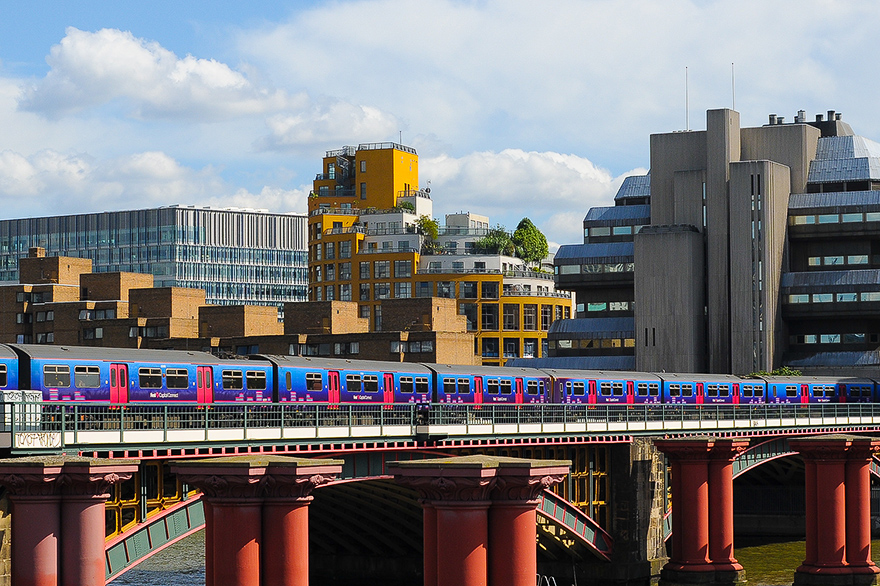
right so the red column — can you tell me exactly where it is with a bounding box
[708,439,748,572]
[423,504,438,586]
[802,458,818,568]
[654,438,715,573]
[0,458,135,586]
[436,501,490,586]
[845,439,880,574]
[8,495,60,586]
[171,456,342,586]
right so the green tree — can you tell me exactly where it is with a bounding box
[416,215,439,241]
[475,225,515,256]
[397,200,415,212]
[511,217,549,265]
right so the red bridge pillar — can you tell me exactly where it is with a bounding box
[654,436,748,586]
[0,456,137,586]
[790,435,880,586]
[171,455,342,586]
[389,455,569,586]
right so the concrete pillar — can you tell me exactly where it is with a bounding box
[791,435,880,586]
[389,455,569,586]
[0,457,136,586]
[708,440,749,573]
[171,455,342,586]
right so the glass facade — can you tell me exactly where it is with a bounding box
[0,206,308,306]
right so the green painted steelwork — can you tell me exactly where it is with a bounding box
[538,489,613,561]
[105,495,205,583]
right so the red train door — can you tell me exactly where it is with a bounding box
[588,380,597,404]
[474,377,483,405]
[626,380,634,404]
[733,383,740,405]
[838,383,847,403]
[329,371,341,406]
[110,364,128,403]
[515,378,524,404]
[801,384,809,404]
[696,383,704,405]
[383,373,394,408]
[197,366,213,404]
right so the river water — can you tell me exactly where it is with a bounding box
[108,533,880,585]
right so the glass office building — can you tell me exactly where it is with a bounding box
[0,206,308,306]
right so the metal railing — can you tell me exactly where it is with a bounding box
[8,402,880,451]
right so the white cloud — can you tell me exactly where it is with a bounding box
[421,148,645,244]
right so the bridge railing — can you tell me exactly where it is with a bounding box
[7,401,880,451]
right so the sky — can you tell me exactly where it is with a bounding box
[2,0,880,248]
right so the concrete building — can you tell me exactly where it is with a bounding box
[0,205,308,307]
[309,142,571,366]
[546,107,880,375]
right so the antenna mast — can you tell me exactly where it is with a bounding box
[685,66,689,131]
[731,62,736,111]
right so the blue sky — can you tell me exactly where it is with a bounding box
[2,0,880,246]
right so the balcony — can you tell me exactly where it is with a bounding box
[366,226,419,236]
[309,208,360,217]
[397,189,432,200]
[502,290,571,299]
[325,146,357,158]
[323,226,366,236]
[357,142,417,155]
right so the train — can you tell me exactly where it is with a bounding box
[0,344,876,408]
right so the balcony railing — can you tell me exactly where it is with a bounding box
[324,226,366,236]
[310,208,360,217]
[358,142,417,155]
[502,290,571,299]
[397,189,432,200]
[357,247,418,255]
[325,146,357,158]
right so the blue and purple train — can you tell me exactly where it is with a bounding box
[0,344,876,408]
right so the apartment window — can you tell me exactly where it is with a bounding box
[315,245,322,261]
[339,262,351,280]
[474,261,486,271]
[360,160,366,173]
[452,262,464,270]
[541,305,552,330]
[437,282,454,298]
[375,283,391,299]
[359,305,371,319]
[394,260,412,278]
[325,264,335,281]
[314,266,322,282]
[325,242,335,260]
[360,261,371,279]
[360,182,367,199]
[398,240,409,252]
[395,282,411,298]
[374,305,382,330]
[482,303,499,330]
[460,303,478,331]
[359,283,371,301]
[375,260,390,279]
[327,163,336,179]
[523,339,538,358]
[460,282,478,298]
[382,241,392,250]
[318,186,329,196]
[339,284,352,301]
[325,285,335,300]
[340,241,351,258]
[416,282,433,298]
[503,339,520,358]
[482,282,499,299]
[482,338,499,358]
[315,287,323,301]
[523,304,537,330]
[503,304,520,330]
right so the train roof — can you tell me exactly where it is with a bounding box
[0,345,16,359]
[6,344,244,366]
[426,363,547,378]
[658,373,751,383]
[755,375,877,384]
[254,355,434,374]
[538,368,662,381]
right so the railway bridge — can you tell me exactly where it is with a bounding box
[2,401,880,585]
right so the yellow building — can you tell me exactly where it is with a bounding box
[308,142,571,365]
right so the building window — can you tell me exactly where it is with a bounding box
[339,262,351,280]
[375,283,391,299]
[523,304,537,330]
[503,304,519,330]
[374,305,382,330]
[314,266,322,282]
[325,264,335,281]
[437,282,454,298]
[482,304,499,330]
[360,160,366,173]
[394,260,412,278]
[416,282,433,298]
[541,305,552,330]
[325,285,335,300]
[482,282,499,299]
[340,241,351,258]
[503,339,520,358]
[359,283,371,301]
[359,305,371,319]
[375,260,390,278]
[523,339,538,358]
[360,261,371,279]
[460,303,478,331]
[482,338,499,358]
[340,284,352,301]
[460,282,478,298]
[360,182,367,199]
[395,282,411,298]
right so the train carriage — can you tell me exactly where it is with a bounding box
[660,373,759,405]
[426,364,550,404]
[541,369,664,405]
[759,375,875,404]
[0,345,18,394]
[257,356,433,405]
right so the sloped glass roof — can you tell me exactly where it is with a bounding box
[584,205,651,224]
[807,135,880,183]
[789,190,880,209]
[613,174,650,201]
[554,242,633,264]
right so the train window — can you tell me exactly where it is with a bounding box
[720,385,729,397]
[347,375,362,393]
[681,384,693,397]
[817,385,834,398]
[400,377,414,393]
[785,385,798,397]
[363,375,378,393]
[599,382,612,396]
[166,368,189,390]
[0,364,6,387]
[286,371,292,392]
[613,382,623,396]
[649,383,659,396]
[139,367,162,389]
[222,370,244,391]
[637,383,648,396]
[487,379,499,395]
[669,384,680,397]
[74,365,100,388]
[306,372,322,391]
[444,378,457,394]
[572,382,585,396]
[247,371,267,391]
[458,378,471,393]
[500,380,512,394]
[707,385,718,397]
[44,365,71,388]
[527,380,539,395]
[416,377,429,394]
